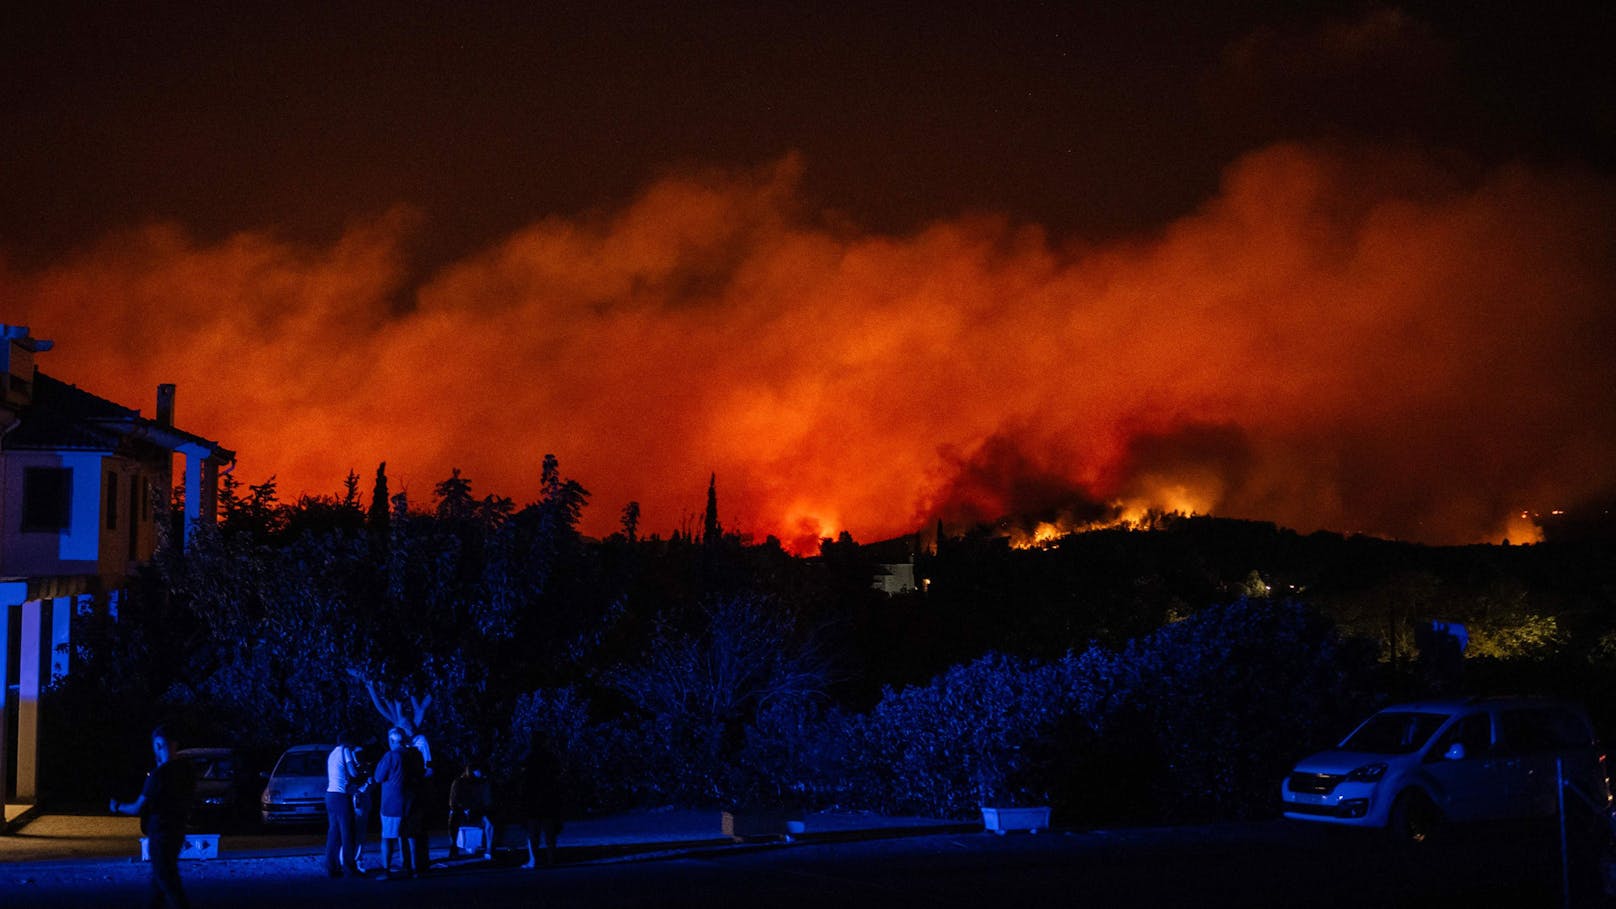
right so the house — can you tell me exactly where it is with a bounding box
[0,325,232,813]
[872,560,918,595]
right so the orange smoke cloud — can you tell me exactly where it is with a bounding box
[4,145,1614,550]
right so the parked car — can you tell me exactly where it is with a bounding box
[1281,697,1612,841]
[177,747,252,831]
[260,744,334,826]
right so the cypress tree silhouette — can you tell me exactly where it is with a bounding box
[368,462,390,551]
[703,472,722,546]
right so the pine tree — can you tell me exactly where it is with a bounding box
[341,470,362,510]
[435,468,475,521]
[621,501,641,542]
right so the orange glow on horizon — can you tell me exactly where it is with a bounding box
[5,145,1615,551]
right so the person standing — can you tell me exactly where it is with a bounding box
[521,730,566,869]
[401,721,433,871]
[111,725,196,909]
[448,761,495,859]
[351,743,375,873]
[324,731,363,877]
[372,726,422,879]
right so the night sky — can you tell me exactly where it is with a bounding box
[4,2,1614,550]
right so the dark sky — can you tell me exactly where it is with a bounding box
[5,2,1611,268]
[3,2,1614,548]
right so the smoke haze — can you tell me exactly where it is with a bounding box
[5,143,1614,551]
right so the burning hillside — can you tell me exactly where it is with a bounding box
[4,143,1614,552]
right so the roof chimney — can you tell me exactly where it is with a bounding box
[157,384,175,427]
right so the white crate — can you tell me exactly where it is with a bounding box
[139,834,219,861]
[980,806,1051,835]
[455,826,485,851]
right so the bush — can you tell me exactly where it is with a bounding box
[1114,597,1377,819]
[837,598,1376,821]
[840,653,1090,818]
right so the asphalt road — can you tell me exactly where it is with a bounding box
[4,819,1612,908]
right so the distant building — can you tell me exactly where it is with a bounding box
[872,561,917,595]
[0,325,232,807]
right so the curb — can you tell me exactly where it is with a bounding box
[0,818,979,875]
[569,821,982,866]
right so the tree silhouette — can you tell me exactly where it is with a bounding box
[703,473,721,545]
[435,468,476,522]
[368,462,390,552]
[621,501,641,542]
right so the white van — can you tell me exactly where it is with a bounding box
[260,744,335,826]
[1281,697,1611,840]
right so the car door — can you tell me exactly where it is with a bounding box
[1420,711,1509,822]
[1497,706,1597,818]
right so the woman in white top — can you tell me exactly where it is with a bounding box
[324,732,363,877]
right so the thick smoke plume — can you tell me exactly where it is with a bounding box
[5,144,1614,551]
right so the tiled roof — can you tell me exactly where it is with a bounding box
[33,373,139,421]
[5,373,233,460]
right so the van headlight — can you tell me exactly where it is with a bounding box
[1346,763,1388,782]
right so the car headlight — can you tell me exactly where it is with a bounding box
[1346,763,1388,783]
[264,790,281,803]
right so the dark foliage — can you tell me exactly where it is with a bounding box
[42,493,1616,825]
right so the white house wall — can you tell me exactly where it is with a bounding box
[1,451,111,577]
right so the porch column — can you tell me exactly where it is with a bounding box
[15,598,44,802]
[0,598,12,804]
[177,443,221,548]
[179,444,204,547]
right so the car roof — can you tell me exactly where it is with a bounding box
[1380,696,1582,714]
[280,744,337,754]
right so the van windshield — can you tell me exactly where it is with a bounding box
[1339,712,1449,754]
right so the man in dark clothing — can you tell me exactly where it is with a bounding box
[111,725,196,909]
[522,731,566,869]
[372,725,425,879]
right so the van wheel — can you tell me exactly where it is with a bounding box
[1388,791,1440,843]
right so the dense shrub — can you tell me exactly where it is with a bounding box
[605,593,832,804]
[498,686,635,815]
[841,653,1086,817]
[1114,597,1378,819]
[836,599,1376,821]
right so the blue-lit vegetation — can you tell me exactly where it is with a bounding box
[43,461,1616,824]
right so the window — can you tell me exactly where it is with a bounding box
[21,467,72,532]
[106,472,119,530]
[1429,713,1491,760]
[1499,707,1592,753]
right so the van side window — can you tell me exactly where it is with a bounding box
[1430,713,1490,760]
[1499,708,1591,753]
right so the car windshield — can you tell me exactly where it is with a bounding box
[275,751,327,777]
[186,754,236,780]
[1339,712,1449,754]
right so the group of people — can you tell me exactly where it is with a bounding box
[324,726,567,880]
[112,723,568,908]
[325,724,434,879]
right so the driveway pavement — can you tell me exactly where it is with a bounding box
[4,817,1612,909]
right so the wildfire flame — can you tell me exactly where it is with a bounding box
[4,144,1614,553]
